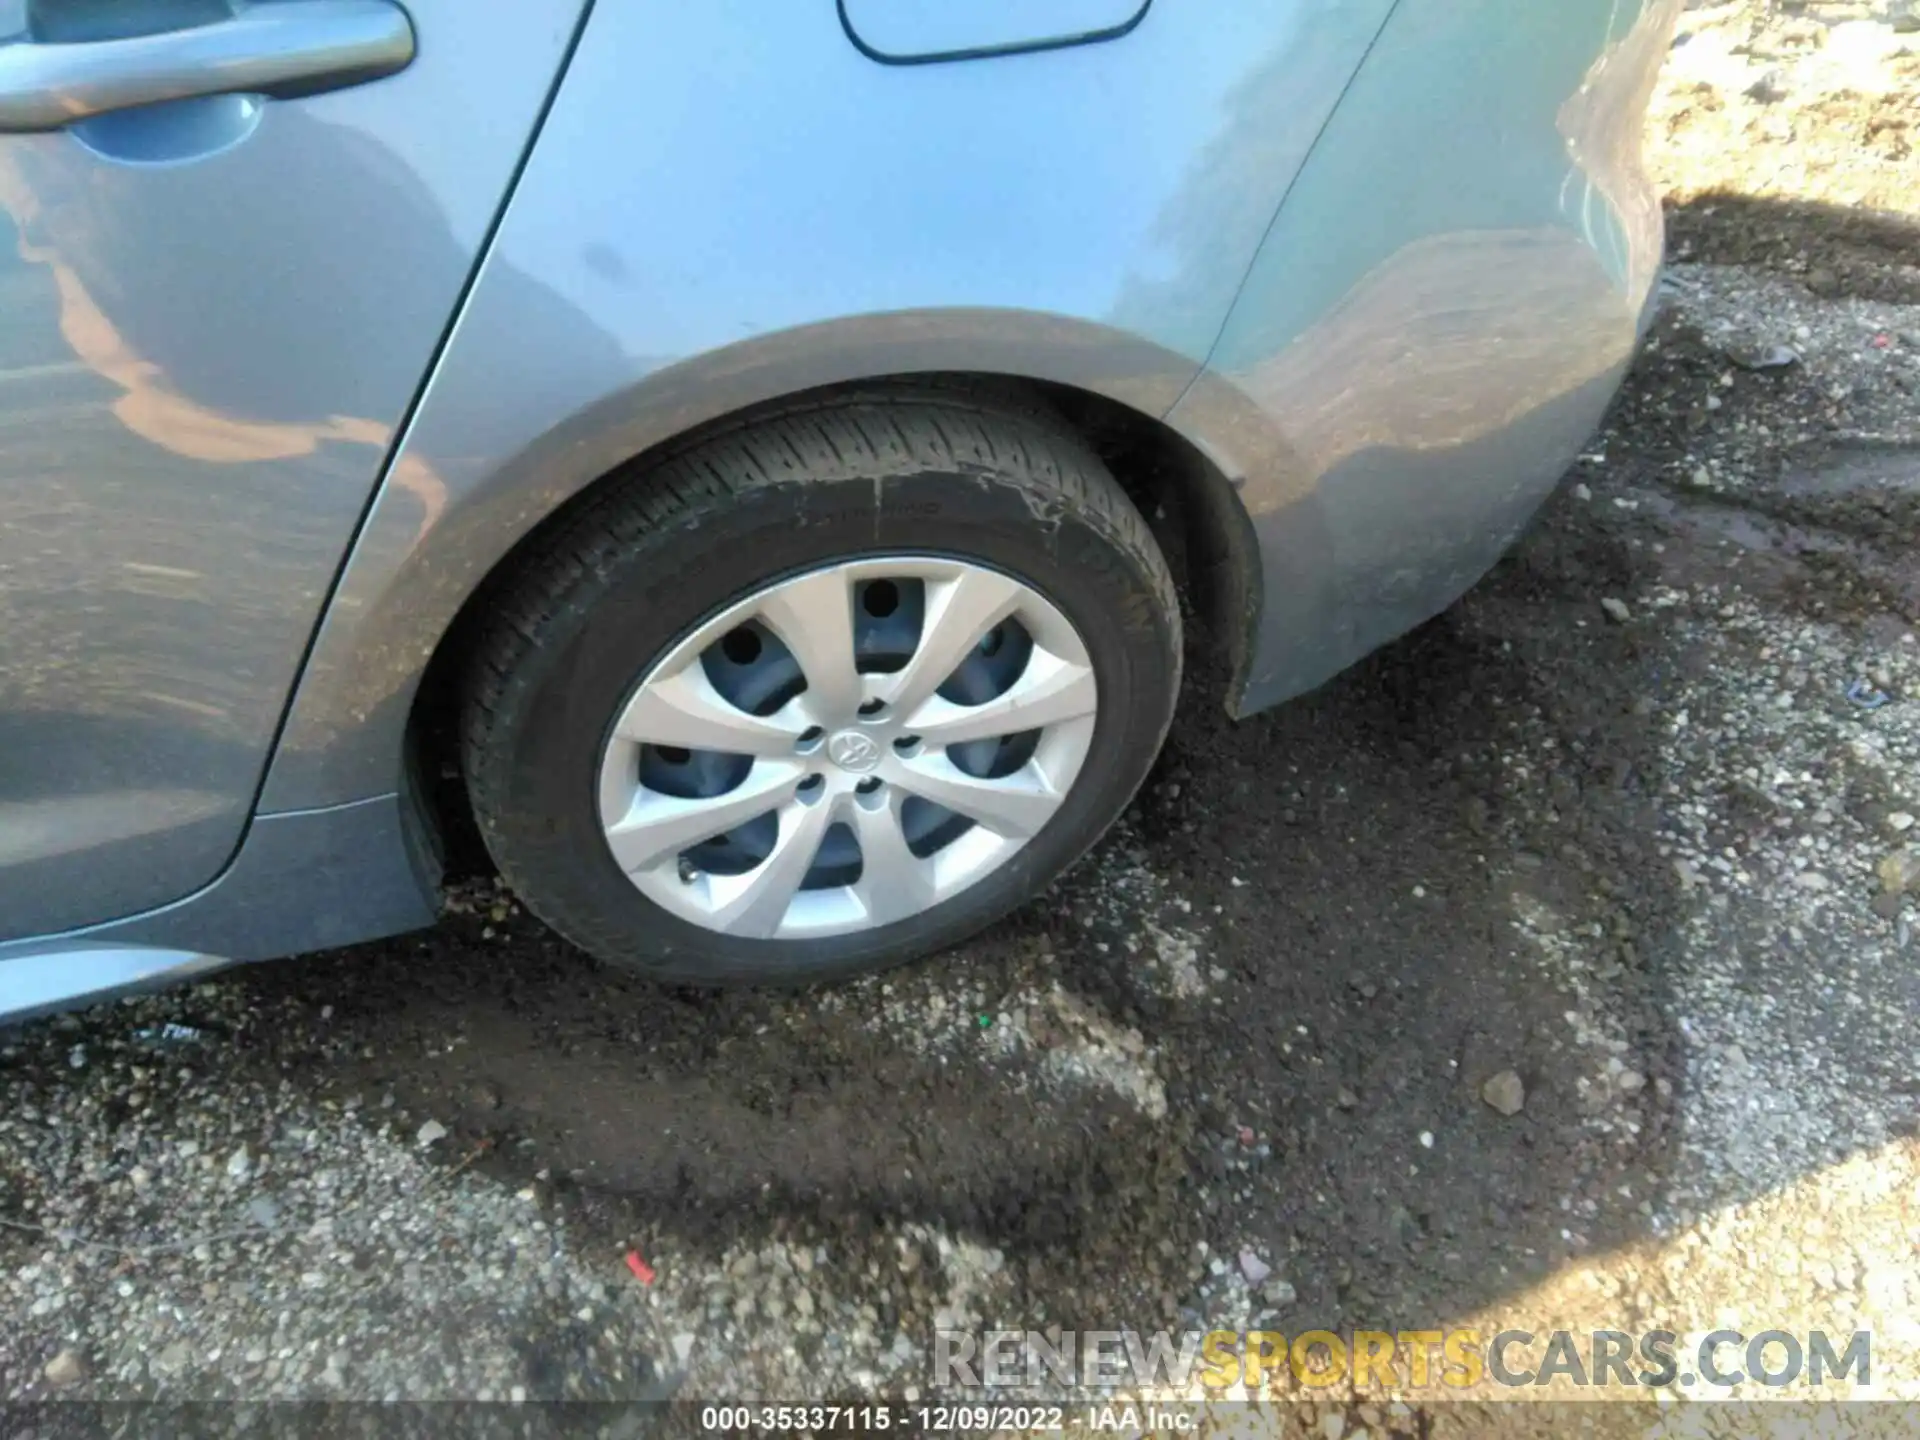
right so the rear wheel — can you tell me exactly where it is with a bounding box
[461,390,1180,985]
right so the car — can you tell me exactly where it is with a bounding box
[0,0,1678,1018]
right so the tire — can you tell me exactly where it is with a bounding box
[460,387,1181,985]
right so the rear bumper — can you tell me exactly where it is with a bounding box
[1172,0,1677,715]
[1186,333,1648,717]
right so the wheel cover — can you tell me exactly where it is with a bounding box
[596,556,1099,940]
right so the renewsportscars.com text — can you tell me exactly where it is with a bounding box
[933,1327,1872,1392]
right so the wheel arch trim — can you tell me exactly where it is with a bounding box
[256,306,1258,814]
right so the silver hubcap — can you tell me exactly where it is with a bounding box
[596,557,1099,940]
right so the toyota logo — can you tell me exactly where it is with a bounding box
[826,730,882,773]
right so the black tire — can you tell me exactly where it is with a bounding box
[460,387,1181,985]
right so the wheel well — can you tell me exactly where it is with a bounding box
[405,373,1258,870]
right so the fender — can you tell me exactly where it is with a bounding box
[259,308,1222,811]
[259,0,1403,812]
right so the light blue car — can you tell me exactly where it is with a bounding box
[0,0,1677,1016]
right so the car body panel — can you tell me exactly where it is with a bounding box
[0,789,439,1018]
[0,0,588,936]
[1172,0,1678,711]
[259,0,1401,813]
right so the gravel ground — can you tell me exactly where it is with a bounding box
[6,4,1920,1435]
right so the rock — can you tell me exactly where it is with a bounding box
[1600,597,1631,624]
[1321,1411,1347,1440]
[128,1165,152,1192]
[415,1120,448,1148]
[1572,482,1593,502]
[226,1146,252,1181]
[1726,341,1801,370]
[1336,1087,1359,1110]
[43,1349,88,1388]
[1893,4,1920,34]
[1794,871,1831,891]
[1744,68,1788,102]
[1618,1069,1647,1095]
[1889,813,1915,833]
[1239,1249,1272,1285]
[1878,848,1920,896]
[1262,1277,1298,1309]
[247,1195,282,1231]
[1481,1070,1527,1116]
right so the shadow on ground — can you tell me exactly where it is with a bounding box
[1667,191,1920,306]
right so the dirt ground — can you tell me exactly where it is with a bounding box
[5,2,1920,1435]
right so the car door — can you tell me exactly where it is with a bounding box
[0,0,587,938]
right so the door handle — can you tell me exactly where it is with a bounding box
[0,1,415,133]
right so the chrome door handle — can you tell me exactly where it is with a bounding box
[0,1,415,133]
